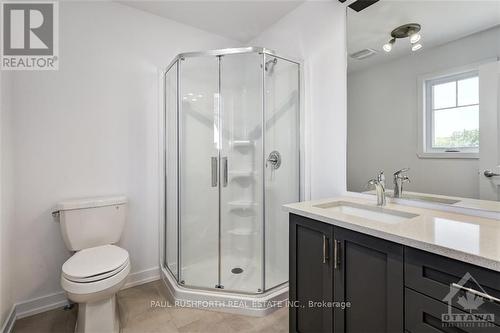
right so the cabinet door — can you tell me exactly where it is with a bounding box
[290,214,334,333]
[333,227,404,333]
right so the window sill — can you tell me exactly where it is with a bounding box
[417,152,479,159]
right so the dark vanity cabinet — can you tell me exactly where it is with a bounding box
[289,214,404,333]
[289,213,500,333]
[289,214,334,333]
[333,227,404,333]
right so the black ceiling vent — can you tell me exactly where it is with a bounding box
[348,0,380,12]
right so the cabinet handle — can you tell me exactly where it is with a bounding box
[211,157,218,187]
[333,240,340,270]
[322,235,329,264]
[452,283,500,304]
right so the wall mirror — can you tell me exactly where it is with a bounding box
[347,0,500,212]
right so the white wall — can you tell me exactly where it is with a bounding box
[250,1,348,200]
[1,0,236,314]
[347,27,500,198]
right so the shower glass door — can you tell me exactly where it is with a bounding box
[178,56,220,289]
[172,49,299,293]
[264,54,300,289]
[219,53,264,293]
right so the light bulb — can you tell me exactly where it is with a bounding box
[383,38,395,53]
[411,43,422,51]
[410,33,421,44]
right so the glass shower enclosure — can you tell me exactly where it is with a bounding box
[164,47,300,294]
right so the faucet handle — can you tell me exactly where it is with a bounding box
[367,178,386,206]
[365,178,378,189]
[394,168,410,177]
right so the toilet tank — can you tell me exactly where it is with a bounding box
[57,196,127,251]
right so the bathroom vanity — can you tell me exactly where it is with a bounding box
[285,197,500,333]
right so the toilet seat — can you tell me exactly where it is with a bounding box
[64,260,129,283]
[61,259,130,304]
[62,245,129,283]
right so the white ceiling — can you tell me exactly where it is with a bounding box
[119,1,304,42]
[348,0,500,72]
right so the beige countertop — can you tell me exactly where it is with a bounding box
[284,196,500,272]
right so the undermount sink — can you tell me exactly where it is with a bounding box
[391,193,460,205]
[313,201,419,224]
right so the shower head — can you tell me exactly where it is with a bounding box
[265,58,278,73]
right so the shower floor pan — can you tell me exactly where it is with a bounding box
[161,266,288,317]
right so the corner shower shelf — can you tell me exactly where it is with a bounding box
[229,170,255,179]
[228,201,257,211]
[227,228,257,236]
[231,140,254,148]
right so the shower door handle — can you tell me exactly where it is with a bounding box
[222,157,228,187]
[211,157,218,187]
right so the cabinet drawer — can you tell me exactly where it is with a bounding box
[405,247,500,327]
[406,288,500,333]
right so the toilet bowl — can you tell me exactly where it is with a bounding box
[61,245,130,333]
[56,196,129,333]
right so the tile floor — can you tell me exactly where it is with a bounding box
[12,280,288,333]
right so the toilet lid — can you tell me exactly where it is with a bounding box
[62,245,129,281]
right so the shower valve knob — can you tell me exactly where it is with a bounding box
[266,151,281,169]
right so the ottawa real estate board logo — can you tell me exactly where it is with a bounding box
[1,1,58,70]
[442,272,495,329]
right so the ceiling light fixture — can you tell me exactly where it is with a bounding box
[382,23,422,53]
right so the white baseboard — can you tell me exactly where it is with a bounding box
[15,291,68,320]
[123,267,160,289]
[1,306,15,333]
[1,266,160,332]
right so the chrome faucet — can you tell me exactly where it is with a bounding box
[367,171,386,206]
[393,168,410,198]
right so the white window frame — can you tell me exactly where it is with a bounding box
[417,65,480,159]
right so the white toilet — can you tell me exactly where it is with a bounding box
[57,196,130,333]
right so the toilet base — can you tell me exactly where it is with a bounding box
[75,295,120,333]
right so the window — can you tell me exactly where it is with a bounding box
[420,70,479,157]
